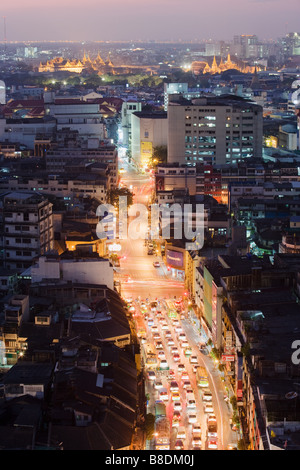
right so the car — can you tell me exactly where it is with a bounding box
[153,261,160,267]
[170,381,179,391]
[161,323,169,330]
[175,326,183,334]
[168,369,176,380]
[151,325,158,333]
[181,341,190,349]
[192,437,202,447]
[160,359,169,369]
[181,372,189,381]
[153,333,161,341]
[193,365,199,373]
[147,370,156,381]
[184,347,193,356]
[183,380,191,389]
[204,403,214,413]
[178,333,187,341]
[188,413,197,424]
[173,353,180,362]
[171,391,180,401]
[202,390,213,402]
[171,346,179,354]
[177,363,185,372]
[177,426,186,439]
[174,439,184,450]
[155,341,163,349]
[164,330,172,338]
[157,350,166,358]
[154,380,163,390]
[167,339,175,347]
[207,439,218,450]
[192,424,202,435]
[172,416,180,428]
[159,388,169,401]
[187,398,196,408]
[173,401,182,411]
[173,410,181,421]
[189,355,198,364]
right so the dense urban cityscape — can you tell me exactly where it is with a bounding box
[1,5,300,454]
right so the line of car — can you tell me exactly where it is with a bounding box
[142,299,218,450]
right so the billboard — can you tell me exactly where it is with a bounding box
[166,249,184,269]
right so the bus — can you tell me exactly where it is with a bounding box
[155,416,170,450]
[196,366,209,388]
[155,401,166,418]
[142,343,158,369]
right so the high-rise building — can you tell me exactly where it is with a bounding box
[167,94,263,166]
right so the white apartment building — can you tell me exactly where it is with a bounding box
[121,100,142,147]
[0,174,107,204]
[0,117,56,150]
[167,94,263,166]
[46,99,106,141]
[131,111,168,169]
[30,255,114,290]
[2,191,54,272]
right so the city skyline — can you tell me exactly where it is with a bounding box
[1,0,300,43]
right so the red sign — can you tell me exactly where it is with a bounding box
[222,354,235,362]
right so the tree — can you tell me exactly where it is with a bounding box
[150,145,167,168]
[106,187,134,208]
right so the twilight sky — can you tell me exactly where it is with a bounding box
[1,0,300,42]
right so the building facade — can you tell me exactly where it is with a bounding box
[167,95,263,166]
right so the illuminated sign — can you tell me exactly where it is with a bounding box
[166,249,184,268]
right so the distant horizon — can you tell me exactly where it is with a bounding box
[1,0,300,44]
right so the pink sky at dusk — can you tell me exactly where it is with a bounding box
[1,0,300,42]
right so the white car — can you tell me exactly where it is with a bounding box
[187,399,196,409]
[204,403,214,413]
[183,380,191,389]
[192,424,202,435]
[173,401,182,411]
[189,355,198,364]
[148,370,156,381]
[188,413,197,424]
[160,359,169,369]
[192,436,202,447]
[167,339,175,347]
[202,390,213,402]
[154,380,163,390]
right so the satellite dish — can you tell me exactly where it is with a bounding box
[285,391,298,399]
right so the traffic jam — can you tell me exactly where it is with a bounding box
[129,296,219,450]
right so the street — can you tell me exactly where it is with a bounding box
[115,148,237,450]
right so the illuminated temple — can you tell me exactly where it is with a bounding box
[38,52,115,74]
[191,54,261,75]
